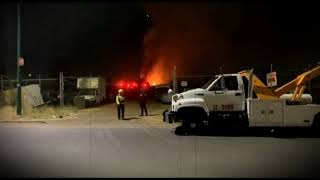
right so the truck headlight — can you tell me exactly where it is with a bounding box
[172,95,178,102]
[172,94,183,102]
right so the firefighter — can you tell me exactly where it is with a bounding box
[116,89,125,120]
[139,88,148,116]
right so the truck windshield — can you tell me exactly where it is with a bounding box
[201,76,218,89]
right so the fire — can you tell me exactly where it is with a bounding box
[145,56,171,86]
[140,5,231,85]
[141,9,180,86]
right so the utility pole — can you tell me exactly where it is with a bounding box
[16,2,22,115]
[219,66,223,74]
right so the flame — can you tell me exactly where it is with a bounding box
[140,4,234,84]
[142,25,173,86]
[145,56,171,86]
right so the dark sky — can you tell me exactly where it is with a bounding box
[1,2,147,78]
[1,2,320,82]
[141,2,320,84]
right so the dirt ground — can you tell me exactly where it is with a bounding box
[48,100,174,128]
[0,105,17,121]
[0,104,78,121]
[0,100,172,125]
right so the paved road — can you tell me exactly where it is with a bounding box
[1,123,320,177]
[0,102,320,177]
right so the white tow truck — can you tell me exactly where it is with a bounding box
[165,66,320,134]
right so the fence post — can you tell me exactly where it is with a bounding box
[59,72,64,107]
[1,75,3,103]
[1,75,3,95]
[38,73,41,90]
[172,65,178,94]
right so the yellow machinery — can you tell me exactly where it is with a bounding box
[274,65,320,101]
[238,69,278,100]
[239,65,320,101]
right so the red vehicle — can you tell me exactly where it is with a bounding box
[108,79,151,101]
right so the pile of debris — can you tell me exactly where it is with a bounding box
[0,84,77,121]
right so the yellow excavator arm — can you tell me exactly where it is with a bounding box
[273,65,320,101]
[239,65,320,101]
[238,70,278,100]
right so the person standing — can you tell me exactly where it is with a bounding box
[116,89,125,120]
[139,88,148,116]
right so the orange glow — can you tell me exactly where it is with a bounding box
[141,5,231,87]
[145,56,171,86]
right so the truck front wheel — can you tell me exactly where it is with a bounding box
[178,108,207,135]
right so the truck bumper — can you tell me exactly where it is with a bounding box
[163,110,177,124]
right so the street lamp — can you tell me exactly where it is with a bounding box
[16,2,22,115]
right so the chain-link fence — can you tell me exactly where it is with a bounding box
[0,73,113,109]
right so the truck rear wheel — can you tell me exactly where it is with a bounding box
[312,113,320,132]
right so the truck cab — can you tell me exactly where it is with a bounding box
[171,74,248,129]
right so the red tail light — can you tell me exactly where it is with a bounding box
[116,81,124,88]
[133,82,138,88]
[141,81,150,89]
[116,80,144,90]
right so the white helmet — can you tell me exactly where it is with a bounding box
[118,89,124,94]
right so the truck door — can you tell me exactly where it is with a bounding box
[204,75,244,112]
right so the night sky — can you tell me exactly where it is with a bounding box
[0,2,148,78]
[1,2,320,83]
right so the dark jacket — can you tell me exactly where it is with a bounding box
[139,90,147,103]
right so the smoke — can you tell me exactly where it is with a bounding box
[141,3,242,85]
